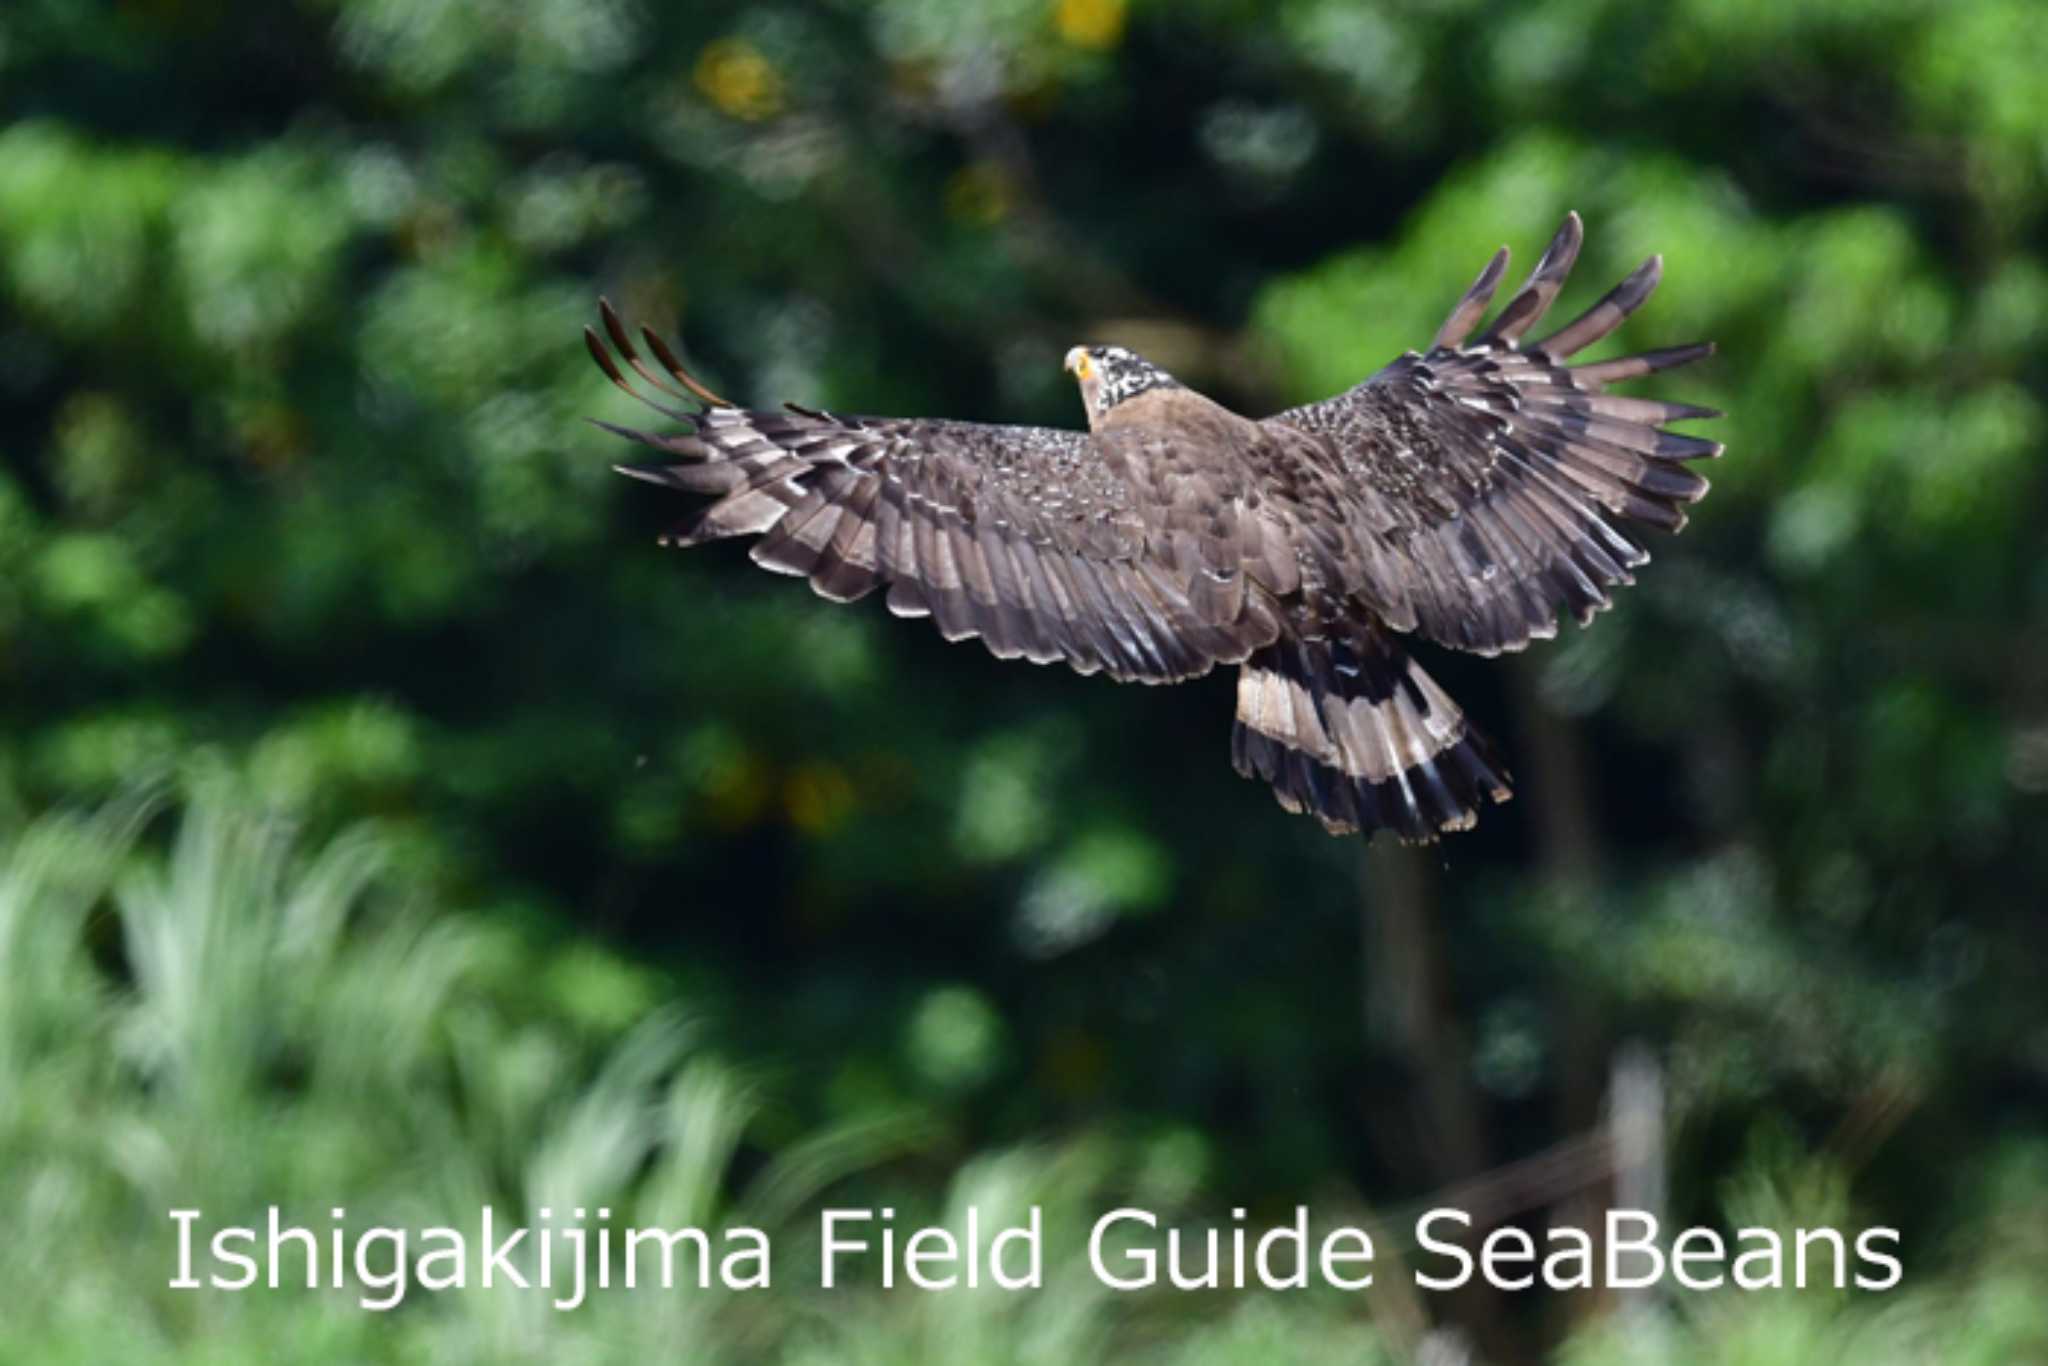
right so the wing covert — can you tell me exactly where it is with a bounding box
[1268,212,1723,656]
[587,309,1278,682]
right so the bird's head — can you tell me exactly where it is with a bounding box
[1065,345,1181,427]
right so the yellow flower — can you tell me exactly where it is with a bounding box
[785,762,855,834]
[1053,0,1127,51]
[945,162,1014,226]
[694,38,785,122]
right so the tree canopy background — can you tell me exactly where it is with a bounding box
[2,0,2045,1360]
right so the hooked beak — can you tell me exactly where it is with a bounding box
[1064,346,1091,379]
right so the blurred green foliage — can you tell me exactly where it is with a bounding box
[2,0,2045,1357]
[4,794,2044,1361]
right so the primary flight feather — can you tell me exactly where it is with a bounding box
[588,212,1722,842]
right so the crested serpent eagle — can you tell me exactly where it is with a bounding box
[587,213,1722,842]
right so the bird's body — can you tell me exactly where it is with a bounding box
[589,213,1721,841]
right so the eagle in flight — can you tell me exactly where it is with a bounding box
[587,213,1720,842]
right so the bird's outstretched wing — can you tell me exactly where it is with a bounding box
[1267,212,1722,657]
[586,307,1279,682]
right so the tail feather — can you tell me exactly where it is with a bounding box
[1231,627,1511,841]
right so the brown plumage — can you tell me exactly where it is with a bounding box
[588,212,1722,841]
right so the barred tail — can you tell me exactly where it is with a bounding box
[1230,626,1512,841]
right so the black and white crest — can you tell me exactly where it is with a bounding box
[1086,346,1181,413]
